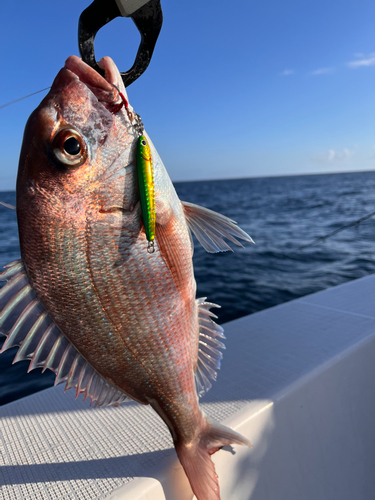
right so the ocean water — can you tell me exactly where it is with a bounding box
[1,171,375,405]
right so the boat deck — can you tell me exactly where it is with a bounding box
[1,274,375,499]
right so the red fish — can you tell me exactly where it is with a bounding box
[0,56,253,499]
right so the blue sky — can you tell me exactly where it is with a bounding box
[0,0,375,190]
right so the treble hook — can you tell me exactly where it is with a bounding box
[78,0,163,87]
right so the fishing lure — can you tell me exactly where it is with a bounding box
[108,88,156,253]
[137,135,156,252]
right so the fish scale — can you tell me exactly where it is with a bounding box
[37,195,193,406]
[92,230,194,394]
[88,158,203,421]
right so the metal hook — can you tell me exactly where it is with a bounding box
[78,0,163,87]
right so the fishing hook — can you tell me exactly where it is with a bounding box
[78,0,163,87]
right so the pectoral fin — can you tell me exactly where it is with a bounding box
[182,201,254,253]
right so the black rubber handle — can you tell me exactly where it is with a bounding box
[78,0,163,87]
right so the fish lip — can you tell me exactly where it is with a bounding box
[63,55,119,105]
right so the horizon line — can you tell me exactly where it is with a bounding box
[0,168,374,193]
[172,168,375,184]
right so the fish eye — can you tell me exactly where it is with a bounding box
[64,137,81,156]
[141,139,147,146]
[51,128,88,168]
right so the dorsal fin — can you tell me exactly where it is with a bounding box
[182,201,254,253]
[195,297,226,397]
[0,260,130,408]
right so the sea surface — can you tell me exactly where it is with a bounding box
[1,171,375,405]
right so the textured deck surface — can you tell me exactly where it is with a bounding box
[1,274,375,499]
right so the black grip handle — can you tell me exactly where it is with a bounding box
[78,0,163,87]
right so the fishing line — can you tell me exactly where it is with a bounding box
[0,88,51,110]
[0,202,16,210]
[287,209,375,255]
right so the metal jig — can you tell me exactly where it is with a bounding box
[108,91,155,253]
[137,135,156,252]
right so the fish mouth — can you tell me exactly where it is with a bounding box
[62,55,122,108]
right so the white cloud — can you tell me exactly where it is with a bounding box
[313,149,354,164]
[327,149,353,162]
[310,67,335,76]
[347,53,375,68]
[280,69,295,76]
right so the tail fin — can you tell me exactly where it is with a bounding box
[175,419,252,500]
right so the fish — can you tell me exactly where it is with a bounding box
[0,55,253,500]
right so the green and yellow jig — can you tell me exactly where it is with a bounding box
[110,89,156,253]
[136,135,156,253]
